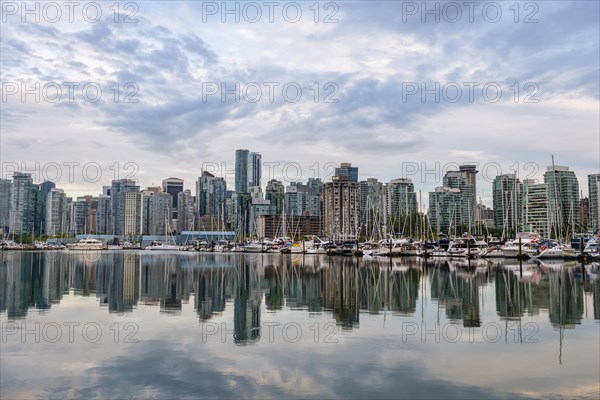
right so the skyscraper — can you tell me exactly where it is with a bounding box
[459,164,478,218]
[235,149,249,193]
[358,178,386,237]
[335,163,359,183]
[0,179,11,235]
[235,149,261,193]
[265,179,285,215]
[111,179,137,234]
[442,166,477,230]
[428,186,461,235]
[72,198,91,234]
[9,172,42,236]
[492,174,523,236]
[96,194,111,234]
[580,197,590,230]
[323,175,359,238]
[285,180,322,217]
[386,178,417,231]
[146,192,171,235]
[122,191,143,237]
[141,187,160,235]
[177,189,195,232]
[162,177,184,220]
[39,180,55,196]
[196,171,227,218]
[45,188,66,236]
[522,179,549,237]
[231,192,252,237]
[589,174,600,232]
[544,165,580,237]
[248,152,261,189]
[115,181,141,236]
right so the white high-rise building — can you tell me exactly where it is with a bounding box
[589,174,600,232]
[523,179,549,238]
[0,179,11,235]
[45,188,66,236]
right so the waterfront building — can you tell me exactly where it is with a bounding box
[544,166,580,237]
[334,162,358,183]
[115,181,141,236]
[322,175,359,238]
[146,192,172,235]
[96,194,111,234]
[9,172,43,236]
[162,177,184,221]
[265,179,285,216]
[111,179,137,234]
[589,174,600,232]
[386,178,417,232]
[45,188,66,236]
[358,178,386,234]
[196,171,227,221]
[177,189,195,232]
[0,179,11,235]
[442,165,477,230]
[580,198,590,230]
[492,174,523,237]
[235,149,261,193]
[285,181,321,218]
[428,186,461,236]
[523,179,550,237]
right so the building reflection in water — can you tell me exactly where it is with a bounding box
[430,259,487,327]
[1,252,599,345]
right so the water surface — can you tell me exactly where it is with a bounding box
[1,251,599,399]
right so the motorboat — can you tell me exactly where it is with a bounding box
[145,241,186,251]
[67,236,107,250]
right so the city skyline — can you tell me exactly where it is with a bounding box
[0,154,593,209]
[0,152,595,239]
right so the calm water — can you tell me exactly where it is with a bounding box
[1,251,599,399]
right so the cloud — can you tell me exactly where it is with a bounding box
[0,1,598,201]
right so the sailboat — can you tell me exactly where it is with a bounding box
[146,217,185,251]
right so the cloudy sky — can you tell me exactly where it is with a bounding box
[1,1,598,206]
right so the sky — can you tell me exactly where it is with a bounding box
[1,0,599,207]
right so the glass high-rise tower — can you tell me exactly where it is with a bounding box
[235,149,261,193]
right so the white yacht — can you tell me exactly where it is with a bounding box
[501,239,538,258]
[145,240,185,251]
[244,242,265,253]
[533,245,576,260]
[583,239,599,258]
[146,217,185,251]
[446,235,484,258]
[67,237,107,250]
